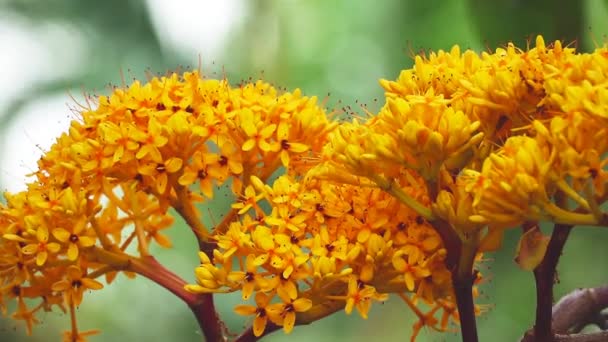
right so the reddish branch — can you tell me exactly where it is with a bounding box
[432,219,478,342]
[130,256,225,342]
[520,224,608,342]
[453,270,479,342]
[530,223,572,341]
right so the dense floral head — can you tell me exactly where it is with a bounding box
[0,34,606,341]
[0,71,336,339]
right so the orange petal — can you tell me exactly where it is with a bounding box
[36,251,48,266]
[253,316,267,337]
[234,304,257,316]
[81,278,104,290]
[67,243,79,261]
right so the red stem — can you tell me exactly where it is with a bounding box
[530,224,572,342]
[453,271,479,342]
[130,256,225,342]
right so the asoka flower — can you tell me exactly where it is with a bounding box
[343,276,388,319]
[214,222,253,260]
[464,136,555,226]
[185,252,230,293]
[232,185,265,215]
[51,265,103,306]
[12,298,40,336]
[97,121,140,165]
[239,108,279,153]
[392,251,432,292]
[371,94,483,176]
[276,120,309,167]
[137,157,183,194]
[61,329,101,342]
[234,292,272,337]
[133,117,167,163]
[51,218,96,261]
[227,254,272,300]
[12,226,61,266]
[266,287,313,334]
[178,150,220,198]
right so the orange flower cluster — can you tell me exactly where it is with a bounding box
[187,171,460,337]
[319,36,607,256]
[0,35,606,341]
[0,71,335,340]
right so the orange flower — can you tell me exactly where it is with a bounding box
[52,266,103,306]
[267,287,312,334]
[234,292,273,337]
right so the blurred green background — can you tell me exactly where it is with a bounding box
[0,0,607,341]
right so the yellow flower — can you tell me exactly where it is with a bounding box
[16,226,61,266]
[342,276,388,319]
[61,329,101,342]
[232,185,265,215]
[392,251,432,292]
[465,136,554,226]
[234,292,272,337]
[239,108,279,153]
[178,150,220,198]
[137,157,183,194]
[267,287,312,334]
[227,254,272,300]
[51,218,96,261]
[51,266,103,306]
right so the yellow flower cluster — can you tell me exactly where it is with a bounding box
[187,171,459,337]
[0,71,334,340]
[0,35,606,341]
[319,36,607,250]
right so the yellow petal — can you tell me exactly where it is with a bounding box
[234,304,257,316]
[242,282,255,300]
[157,173,168,194]
[288,142,309,153]
[282,312,296,334]
[2,234,27,242]
[81,278,104,290]
[67,243,79,260]
[178,170,197,186]
[47,242,61,253]
[242,139,256,151]
[283,281,298,300]
[165,158,183,173]
[36,251,48,266]
[293,298,312,312]
[37,226,49,243]
[21,244,38,255]
[357,228,371,243]
[404,272,415,291]
[345,297,355,315]
[253,316,267,337]
[259,124,276,138]
[78,236,97,248]
[52,280,70,292]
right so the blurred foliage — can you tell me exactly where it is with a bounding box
[1,0,608,341]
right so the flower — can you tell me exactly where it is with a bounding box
[12,226,61,267]
[51,266,103,306]
[234,292,272,337]
[51,218,96,261]
[266,287,313,334]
